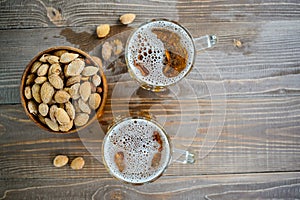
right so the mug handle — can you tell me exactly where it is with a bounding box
[172,148,195,164]
[194,35,218,51]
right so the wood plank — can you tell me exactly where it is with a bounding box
[0,94,299,178]
[0,0,299,29]
[0,20,300,104]
[0,0,179,29]
[1,0,300,199]
[0,172,299,199]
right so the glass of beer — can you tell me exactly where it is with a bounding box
[102,116,195,185]
[125,19,217,92]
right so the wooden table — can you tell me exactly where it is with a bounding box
[1,0,300,199]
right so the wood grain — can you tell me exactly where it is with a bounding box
[0,0,299,29]
[0,95,299,178]
[0,172,299,199]
[1,0,300,199]
[0,20,300,104]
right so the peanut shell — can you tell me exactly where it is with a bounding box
[65,101,75,120]
[24,86,32,100]
[119,13,136,25]
[55,108,71,125]
[53,155,69,167]
[34,76,47,84]
[70,157,85,170]
[74,113,89,127]
[54,50,68,57]
[78,99,91,114]
[65,58,85,76]
[45,118,59,131]
[38,103,49,116]
[28,100,38,115]
[46,55,59,64]
[68,83,80,100]
[60,52,79,63]
[59,120,73,132]
[96,24,110,38]
[39,54,50,62]
[49,105,58,122]
[79,82,91,102]
[66,75,81,86]
[54,90,70,103]
[82,66,98,76]
[49,74,64,89]
[48,63,62,76]
[92,74,101,86]
[31,61,42,73]
[88,93,101,110]
[41,82,55,104]
[37,64,49,76]
[32,84,42,103]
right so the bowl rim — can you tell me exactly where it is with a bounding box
[20,46,108,134]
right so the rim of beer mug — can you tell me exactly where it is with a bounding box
[125,19,197,92]
[102,116,172,185]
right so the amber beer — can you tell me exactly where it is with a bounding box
[102,117,171,184]
[125,19,195,91]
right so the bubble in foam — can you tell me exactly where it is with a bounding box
[126,20,195,87]
[103,118,171,184]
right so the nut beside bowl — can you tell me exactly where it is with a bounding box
[20,46,108,134]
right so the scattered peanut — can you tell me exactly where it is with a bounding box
[53,155,69,167]
[233,39,243,48]
[119,13,136,25]
[96,24,110,38]
[70,157,85,170]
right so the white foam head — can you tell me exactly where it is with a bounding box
[102,118,171,184]
[126,20,195,88]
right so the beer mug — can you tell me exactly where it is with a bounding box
[125,19,217,92]
[102,116,195,184]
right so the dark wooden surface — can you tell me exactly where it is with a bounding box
[1,0,300,199]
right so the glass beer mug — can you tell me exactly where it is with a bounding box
[125,19,217,92]
[102,116,195,184]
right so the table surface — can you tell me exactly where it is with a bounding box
[1,0,300,199]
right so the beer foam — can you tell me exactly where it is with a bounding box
[103,118,171,184]
[126,20,195,87]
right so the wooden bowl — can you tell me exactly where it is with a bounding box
[20,46,108,134]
